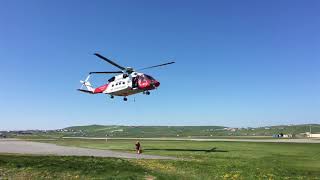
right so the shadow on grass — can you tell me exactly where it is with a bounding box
[143,147,228,153]
[106,147,227,153]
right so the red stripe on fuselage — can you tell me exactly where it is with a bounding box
[93,84,108,93]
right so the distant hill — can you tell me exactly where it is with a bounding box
[59,124,320,138]
[234,124,320,137]
[4,124,319,138]
[62,125,227,137]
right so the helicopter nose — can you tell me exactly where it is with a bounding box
[153,80,160,87]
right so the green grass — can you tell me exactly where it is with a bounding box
[0,154,173,179]
[6,139,318,179]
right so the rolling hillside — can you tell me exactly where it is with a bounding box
[62,125,227,137]
[3,124,319,138]
[59,124,320,138]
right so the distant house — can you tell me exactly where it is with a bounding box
[282,134,293,138]
[306,132,320,138]
[0,133,6,138]
[226,128,237,132]
[273,133,293,138]
[18,131,33,135]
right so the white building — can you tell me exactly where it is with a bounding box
[306,132,320,138]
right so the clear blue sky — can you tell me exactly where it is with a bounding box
[0,0,319,130]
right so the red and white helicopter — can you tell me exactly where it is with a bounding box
[78,53,175,101]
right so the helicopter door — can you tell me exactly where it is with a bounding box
[132,77,138,88]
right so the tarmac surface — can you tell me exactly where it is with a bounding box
[1,137,318,159]
[0,139,177,160]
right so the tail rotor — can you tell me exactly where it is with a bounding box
[80,75,91,89]
[78,74,95,93]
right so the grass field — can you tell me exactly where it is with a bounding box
[1,139,319,179]
[0,154,172,179]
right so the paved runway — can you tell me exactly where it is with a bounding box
[1,137,318,159]
[0,139,177,159]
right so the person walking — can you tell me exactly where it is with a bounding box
[135,141,142,154]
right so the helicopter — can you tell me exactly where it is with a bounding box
[78,53,175,101]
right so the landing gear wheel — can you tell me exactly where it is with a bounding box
[146,91,150,95]
[110,95,114,99]
[123,97,128,101]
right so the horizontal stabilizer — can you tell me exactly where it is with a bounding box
[77,89,94,94]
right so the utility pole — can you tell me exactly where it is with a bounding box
[310,125,312,134]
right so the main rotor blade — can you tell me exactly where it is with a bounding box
[89,71,123,74]
[138,61,175,71]
[85,75,91,81]
[94,53,126,70]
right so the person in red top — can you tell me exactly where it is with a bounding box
[135,141,141,154]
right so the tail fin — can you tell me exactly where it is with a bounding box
[80,80,94,92]
[79,75,95,93]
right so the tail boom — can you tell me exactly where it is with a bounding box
[78,81,109,94]
[77,89,94,94]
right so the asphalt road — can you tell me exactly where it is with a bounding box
[1,137,318,159]
[0,139,177,160]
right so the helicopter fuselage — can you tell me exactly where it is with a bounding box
[92,72,160,97]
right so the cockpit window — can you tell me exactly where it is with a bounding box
[144,75,155,80]
[108,77,115,82]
